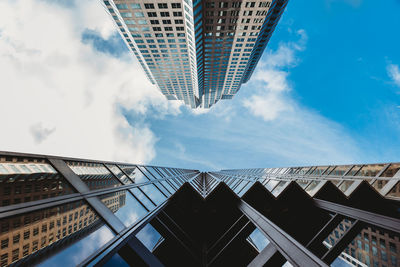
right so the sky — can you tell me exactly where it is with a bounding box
[0,0,399,171]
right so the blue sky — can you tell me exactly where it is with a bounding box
[0,0,399,171]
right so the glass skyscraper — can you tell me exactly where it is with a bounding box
[0,151,399,266]
[101,0,288,108]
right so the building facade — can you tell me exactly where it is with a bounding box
[101,0,288,108]
[0,151,399,266]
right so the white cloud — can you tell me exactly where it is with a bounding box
[387,64,400,87]
[0,0,179,163]
[243,30,307,121]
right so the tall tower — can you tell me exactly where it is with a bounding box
[0,151,399,266]
[101,0,288,108]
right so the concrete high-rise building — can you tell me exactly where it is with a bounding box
[0,151,399,266]
[101,0,288,108]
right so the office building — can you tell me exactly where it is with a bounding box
[101,0,288,108]
[0,151,399,266]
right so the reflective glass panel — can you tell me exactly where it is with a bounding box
[309,166,328,176]
[247,228,270,252]
[338,181,354,193]
[140,184,166,205]
[305,181,320,195]
[0,157,75,207]
[98,190,148,227]
[137,167,156,180]
[345,165,363,176]
[371,179,390,192]
[356,164,385,177]
[387,181,400,199]
[238,181,254,197]
[130,187,156,210]
[136,223,163,252]
[159,180,175,193]
[118,165,149,183]
[296,180,310,189]
[265,180,279,191]
[381,163,400,177]
[67,162,121,190]
[103,252,130,267]
[0,200,114,266]
[329,166,350,177]
[271,181,288,197]
[106,165,132,184]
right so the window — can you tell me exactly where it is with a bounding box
[175,19,183,24]
[158,3,168,8]
[147,12,157,17]
[162,20,171,24]
[138,20,147,25]
[173,11,182,16]
[144,3,154,9]
[116,3,128,9]
[1,239,8,249]
[172,3,181,8]
[160,12,170,17]
[131,3,141,9]
[120,12,132,18]
[135,12,144,17]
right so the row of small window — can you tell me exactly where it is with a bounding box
[205,25,262,32]
[115,3,182,10]
[205,1,271,8]
[205,10,269,17]
[130,26,185,32]
[137,44,187,49]
[205,18,264,24]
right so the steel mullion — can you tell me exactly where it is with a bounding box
[313,198,400,233]
[238,200,328,267]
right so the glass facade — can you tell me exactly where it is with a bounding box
[0,152,398,266]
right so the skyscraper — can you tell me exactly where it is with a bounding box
[101,0,288,108]
[0,151,399,266]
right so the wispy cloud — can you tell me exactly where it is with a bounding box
[387,63,400,87]
[0,0,178,163]
[243,29,307,121]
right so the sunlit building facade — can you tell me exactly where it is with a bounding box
[101,0,288,108]
[0,151,399,266]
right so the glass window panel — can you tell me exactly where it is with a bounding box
[140,184,166,205]
[105,165,132,184]
[323,166,335,175]
[298,167,311,175]
[356,164,386,177]
[130,187,156,210]
[329,166,351,176]
[160,180,175,193]
[386,181,400,199]
[137,167,156,180]
[371,179,390,192]
[345,165,363,176]
[168,178,180,189]
[247,228,270,252]
[238,181,254,197]
[145,167,164,180]
[338,180,354,192]
[381,163,400,177]
[0,158,75,207]
[98,190,148,227]
[0,200,114,266]
[118,165,149,183]
[265,180,279,191]
[136,224,163,252]
[234,181,247,194]
[67,162,121,190]
[296,180,310,189]
[271,181,288,197]
[305,181,320,195]
[103,252,130,267]
[309,166,328,176]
